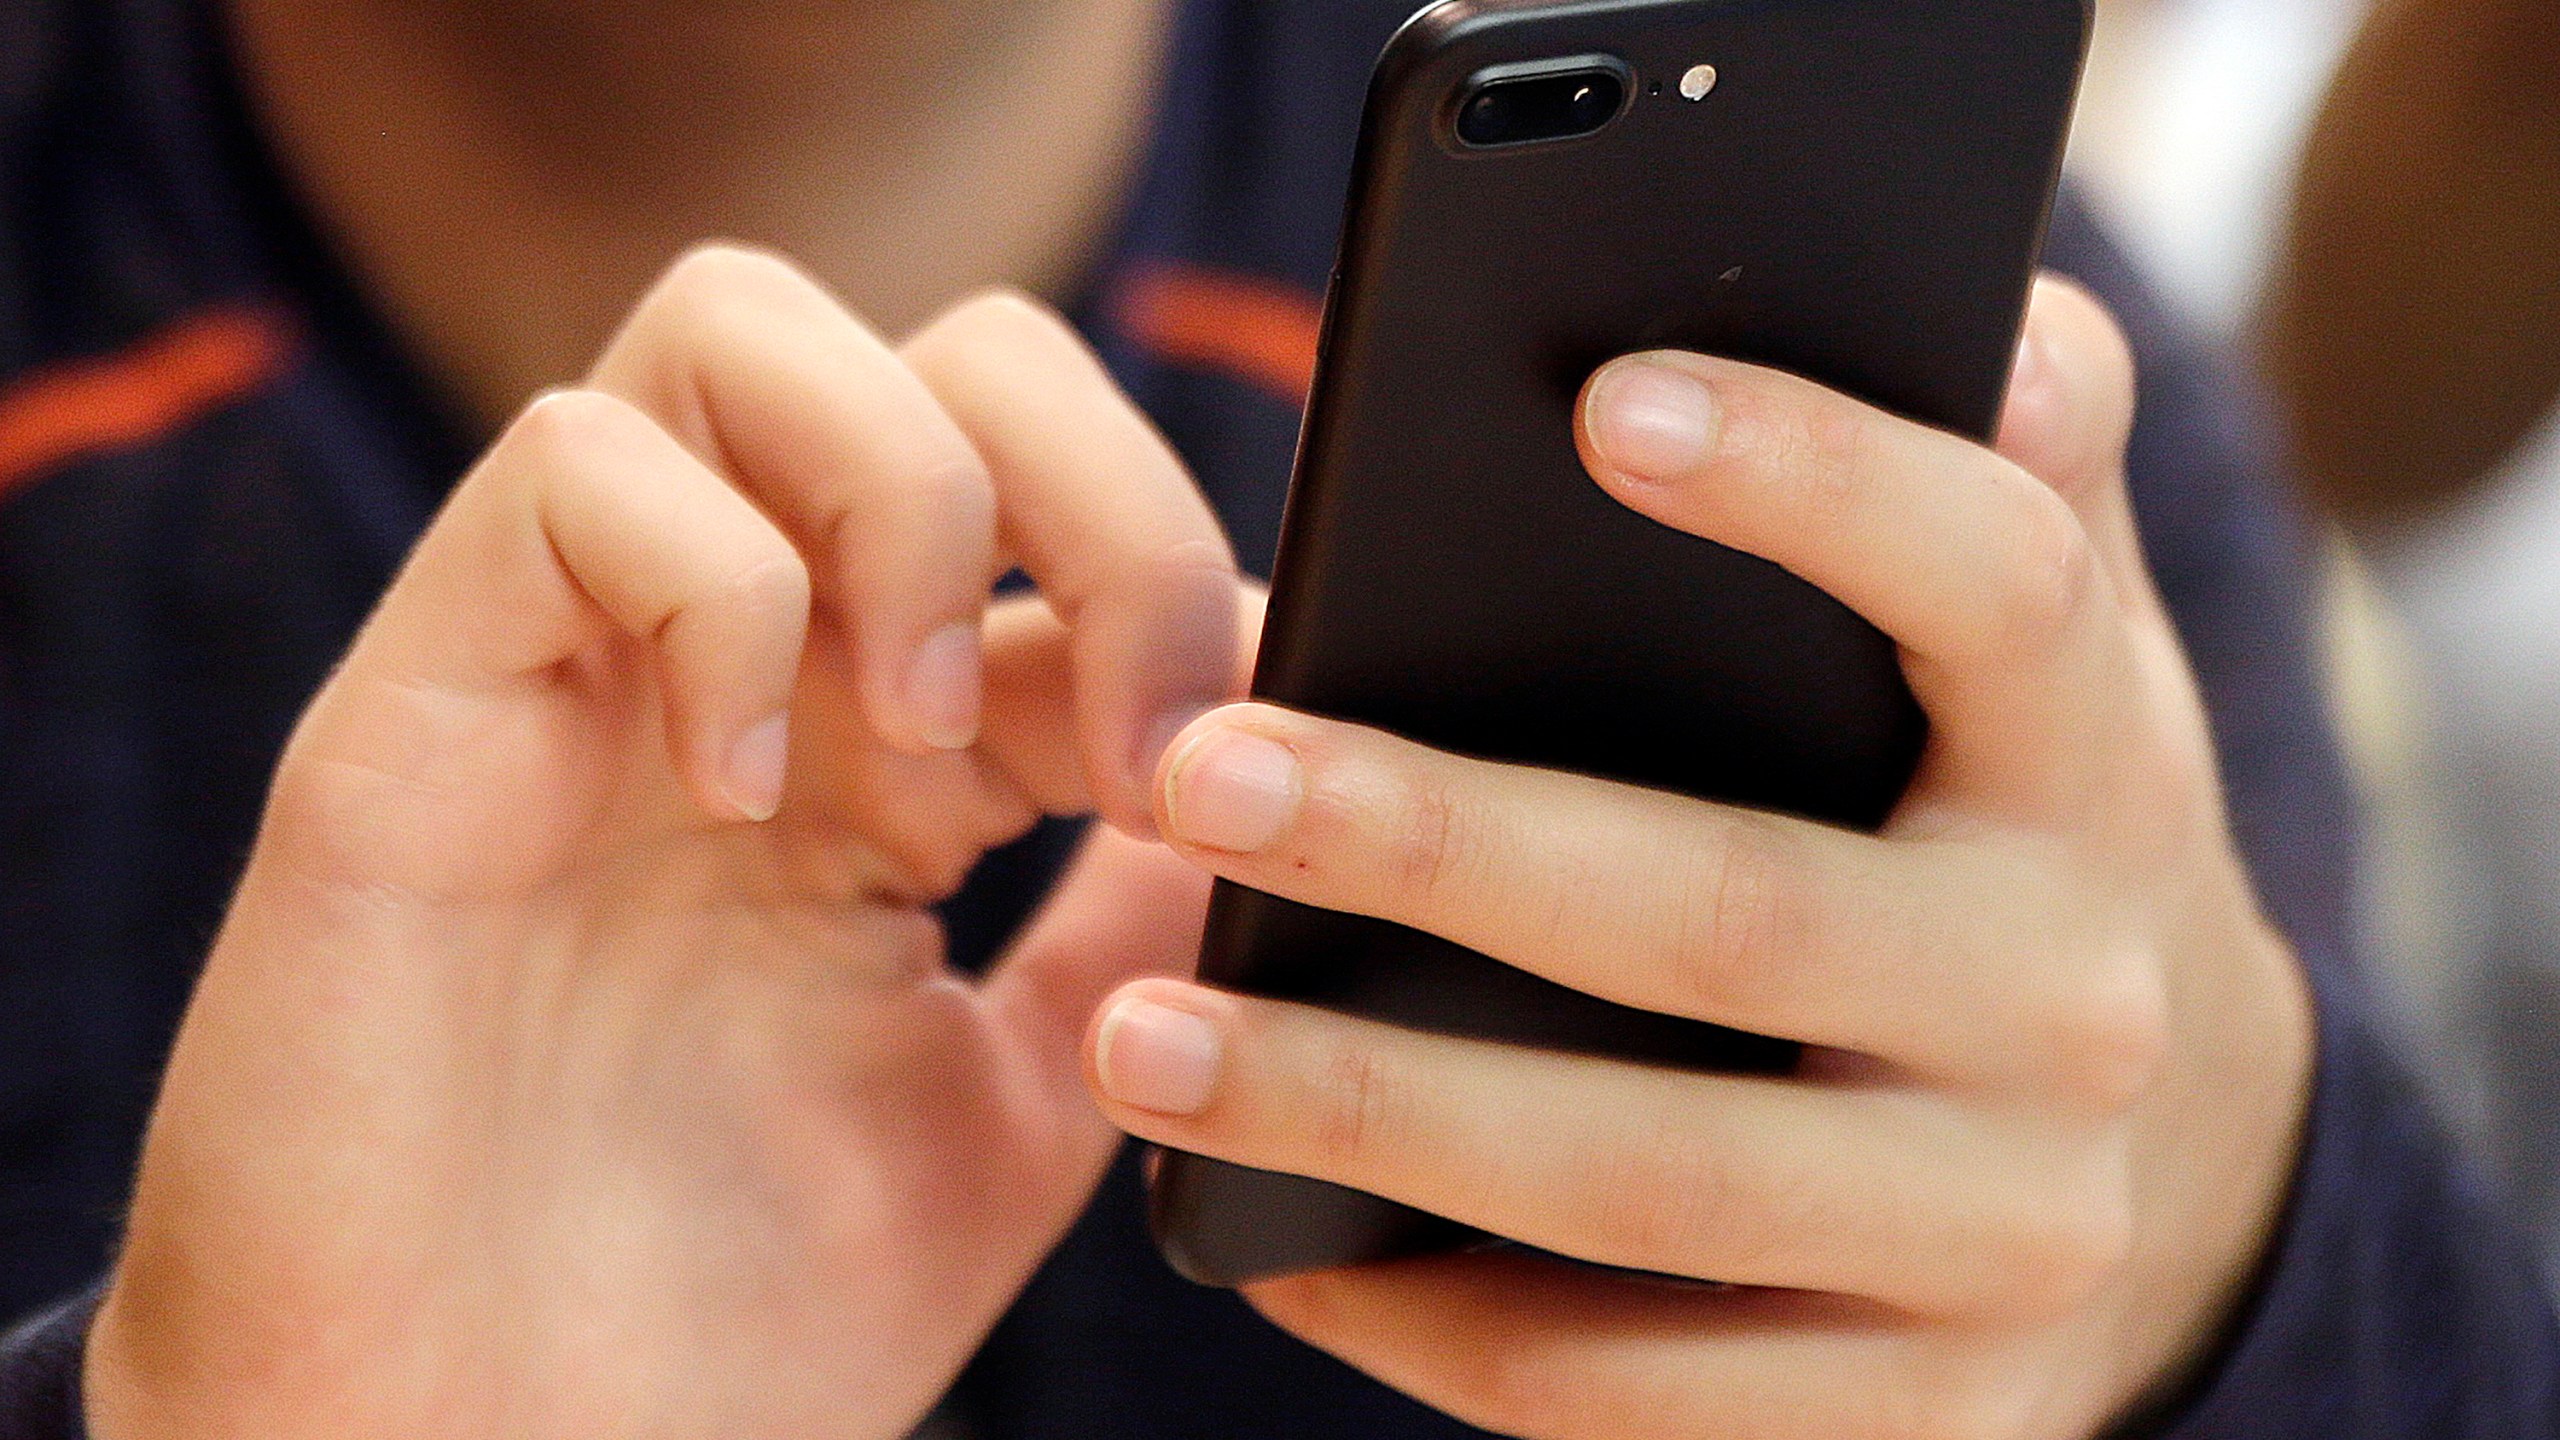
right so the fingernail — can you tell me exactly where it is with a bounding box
[1096,995,1223,1116]
[904,623,983,751]
[1588,361,1720,480]
[1163,728,1302,855]
[725,713,790,822]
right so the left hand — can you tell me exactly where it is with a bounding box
[1082,278,2315,1440]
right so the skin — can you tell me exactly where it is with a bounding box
[85,4,2314,1437]
[2261,0,2560,530]
[1095,281,2311,1437]
[224,0,1180,428]
[86,257,1256,1440]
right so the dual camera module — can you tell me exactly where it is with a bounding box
[1453,59,1715,149]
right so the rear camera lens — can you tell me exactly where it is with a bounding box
[1455,68,1627,148]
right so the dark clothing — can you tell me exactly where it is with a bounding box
[4,0,2555,1436]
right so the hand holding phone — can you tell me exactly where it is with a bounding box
[1080,1,2320,1434]
[1149,0,2087,1286]
[1089,273,2317,1440]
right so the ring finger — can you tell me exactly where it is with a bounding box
[1084,978,2117,1317]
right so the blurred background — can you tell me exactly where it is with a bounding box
[2074,0,2560,1285]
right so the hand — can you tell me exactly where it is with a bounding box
[1085,278,2314,1440]
[84,247,1253,1440]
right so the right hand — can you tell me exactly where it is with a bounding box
[83,246,1253,1440]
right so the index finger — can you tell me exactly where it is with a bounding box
[903,292,1243,835]
[586,245,1002,756]
[1575,289,2142,823]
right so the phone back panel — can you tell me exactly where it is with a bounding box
[1153,0,2089,1286]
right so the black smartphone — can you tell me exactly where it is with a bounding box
[1150,0,2090,1287]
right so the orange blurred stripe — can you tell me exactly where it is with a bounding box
[1111,265,1323,410]
[0,305,298,505]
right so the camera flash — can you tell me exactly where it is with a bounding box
[1679,64,1718,101]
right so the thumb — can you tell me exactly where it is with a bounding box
[987,827,1213,1119]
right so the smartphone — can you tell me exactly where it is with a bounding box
[1150,0,2091,1287]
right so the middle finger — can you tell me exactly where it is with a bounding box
[1147,703,2164,1098]
[904,291,1243,834]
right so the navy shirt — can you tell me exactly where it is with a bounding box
[4,0,2557,1435]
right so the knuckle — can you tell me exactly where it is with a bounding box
[641,245,832,359]
[1578,1129,1740,1271]
[1758,388,1873,523]
[1307,1032,1419,1176]
[2049,951,2172,1114]
[709,546,814,629]
[852,451,997,552]
[1979,481,2098,660]
[499,389,657,490]
[937,286,1075,349]
[904,288,1091,383]
[1672,824,1806,1016]
[1382,766,1478,903]
[1991,1162,2136,1319]
[657,242,812,313]
[908,452,998,513]
[508,387,647,459]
